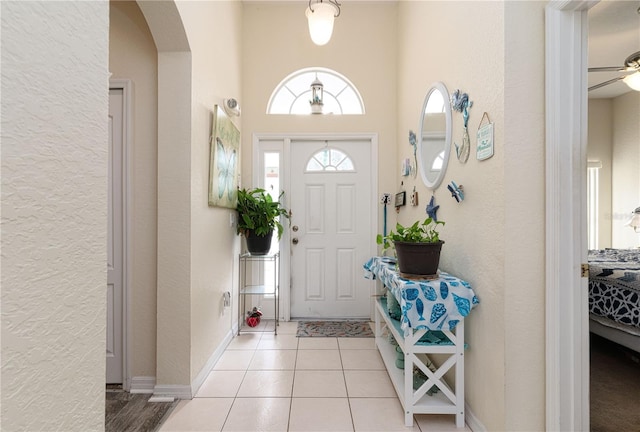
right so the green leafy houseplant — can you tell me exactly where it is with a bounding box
[377,217,445,251]
[377,217,445,276]
[236,187,290,240]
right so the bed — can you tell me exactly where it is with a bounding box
[588,248,640,352]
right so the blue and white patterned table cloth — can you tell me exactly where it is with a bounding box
[364,256,479,331]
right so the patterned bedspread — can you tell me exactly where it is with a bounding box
[588,249,640,329]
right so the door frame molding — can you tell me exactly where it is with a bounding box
[253,132,379,321]
[109,79,132,390]
[545,1,594,430]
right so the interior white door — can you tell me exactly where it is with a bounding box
[107,88,124,383]
[289,140,373,318]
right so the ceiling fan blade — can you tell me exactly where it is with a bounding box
[588,76,623,92]
[588,66,627,72]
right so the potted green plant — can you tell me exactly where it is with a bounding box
[376,217,445,277]
[236,187,290,255]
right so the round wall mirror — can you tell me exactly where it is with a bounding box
[417,82,452,190]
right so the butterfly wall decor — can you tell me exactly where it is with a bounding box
[209,105,240,208]
[215,137,236,200]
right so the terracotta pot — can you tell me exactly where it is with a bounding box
[394,240,444,276]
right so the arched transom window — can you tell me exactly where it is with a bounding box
[267,67,365,115]
[306,148,355,172]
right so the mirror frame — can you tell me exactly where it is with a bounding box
[417,81,452,190]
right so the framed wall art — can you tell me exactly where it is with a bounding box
[208,105,240,208]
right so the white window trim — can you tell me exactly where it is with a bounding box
[266,67,365,115]
[587,162,601,250]
[305,147,356,173]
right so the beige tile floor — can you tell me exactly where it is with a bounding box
[158,321,470,432]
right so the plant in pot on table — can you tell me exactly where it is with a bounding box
[236,187,290,255]
[376,217,445,277]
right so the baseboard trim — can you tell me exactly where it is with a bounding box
[130,376,156,394]
[465,402,486,432]
[232,321,239,336]
[190,328,236,397]
[153,384,192,400]
[148,396,176,403]
[148,328,236,400]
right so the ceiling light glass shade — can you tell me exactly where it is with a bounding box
[306,3,337,46]
[626,207,640,232]
[622,72,640,91]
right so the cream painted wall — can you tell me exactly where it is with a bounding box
[0,2,553,429]
[175,1,243,384]
[155,49,193,387]
[612,91,640,248]
[1,1,108,430]
[397,2,545,430]
[588,99,613,248]
[502,4,545,429]
[241,1,398,203]
[110,0,159,380]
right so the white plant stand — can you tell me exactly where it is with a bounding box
[374,296,465,427]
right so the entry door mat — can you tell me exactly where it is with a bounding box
[296,320,374,338]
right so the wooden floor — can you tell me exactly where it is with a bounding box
[106,387,177,432]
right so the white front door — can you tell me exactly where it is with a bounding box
[289,139,374,318]
[107,88,124,383]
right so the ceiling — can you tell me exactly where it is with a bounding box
[588,1,640,99]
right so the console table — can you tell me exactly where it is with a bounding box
[364,256,479,428]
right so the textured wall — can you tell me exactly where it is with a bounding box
[135,0,193,387]
[612,91,640,248]
[397,2,506,429]
[175,1,243,383]
[397,1,546,430]
[1,1,109,430]
[502,3,546,430]
[588,99,613,248]
[242,0,398,236]
[109,0,159,381]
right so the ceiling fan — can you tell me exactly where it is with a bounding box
[588,51,640,92]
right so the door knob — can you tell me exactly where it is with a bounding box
[292,237,299,245]
[292,225,299,232]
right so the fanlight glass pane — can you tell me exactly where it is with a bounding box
[270,90,295,114]
[268,67,364,115]
[337,88,361,114]
[292,92,313,115]
[306,158,324,171]
[306,148,355,172]
[286,76,312,95]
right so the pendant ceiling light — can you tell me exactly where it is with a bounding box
[305,0,341,46]
[622,72,640,91]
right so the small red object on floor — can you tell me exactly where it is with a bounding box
[246,306,262,327]
[246,316,260,327]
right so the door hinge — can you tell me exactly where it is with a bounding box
[581,263,589,278]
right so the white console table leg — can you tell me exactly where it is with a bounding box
[455,320,465,428]
[404,327,414,427]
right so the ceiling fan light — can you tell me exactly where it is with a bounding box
[622,72,640,91]
[306,2,337,46]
